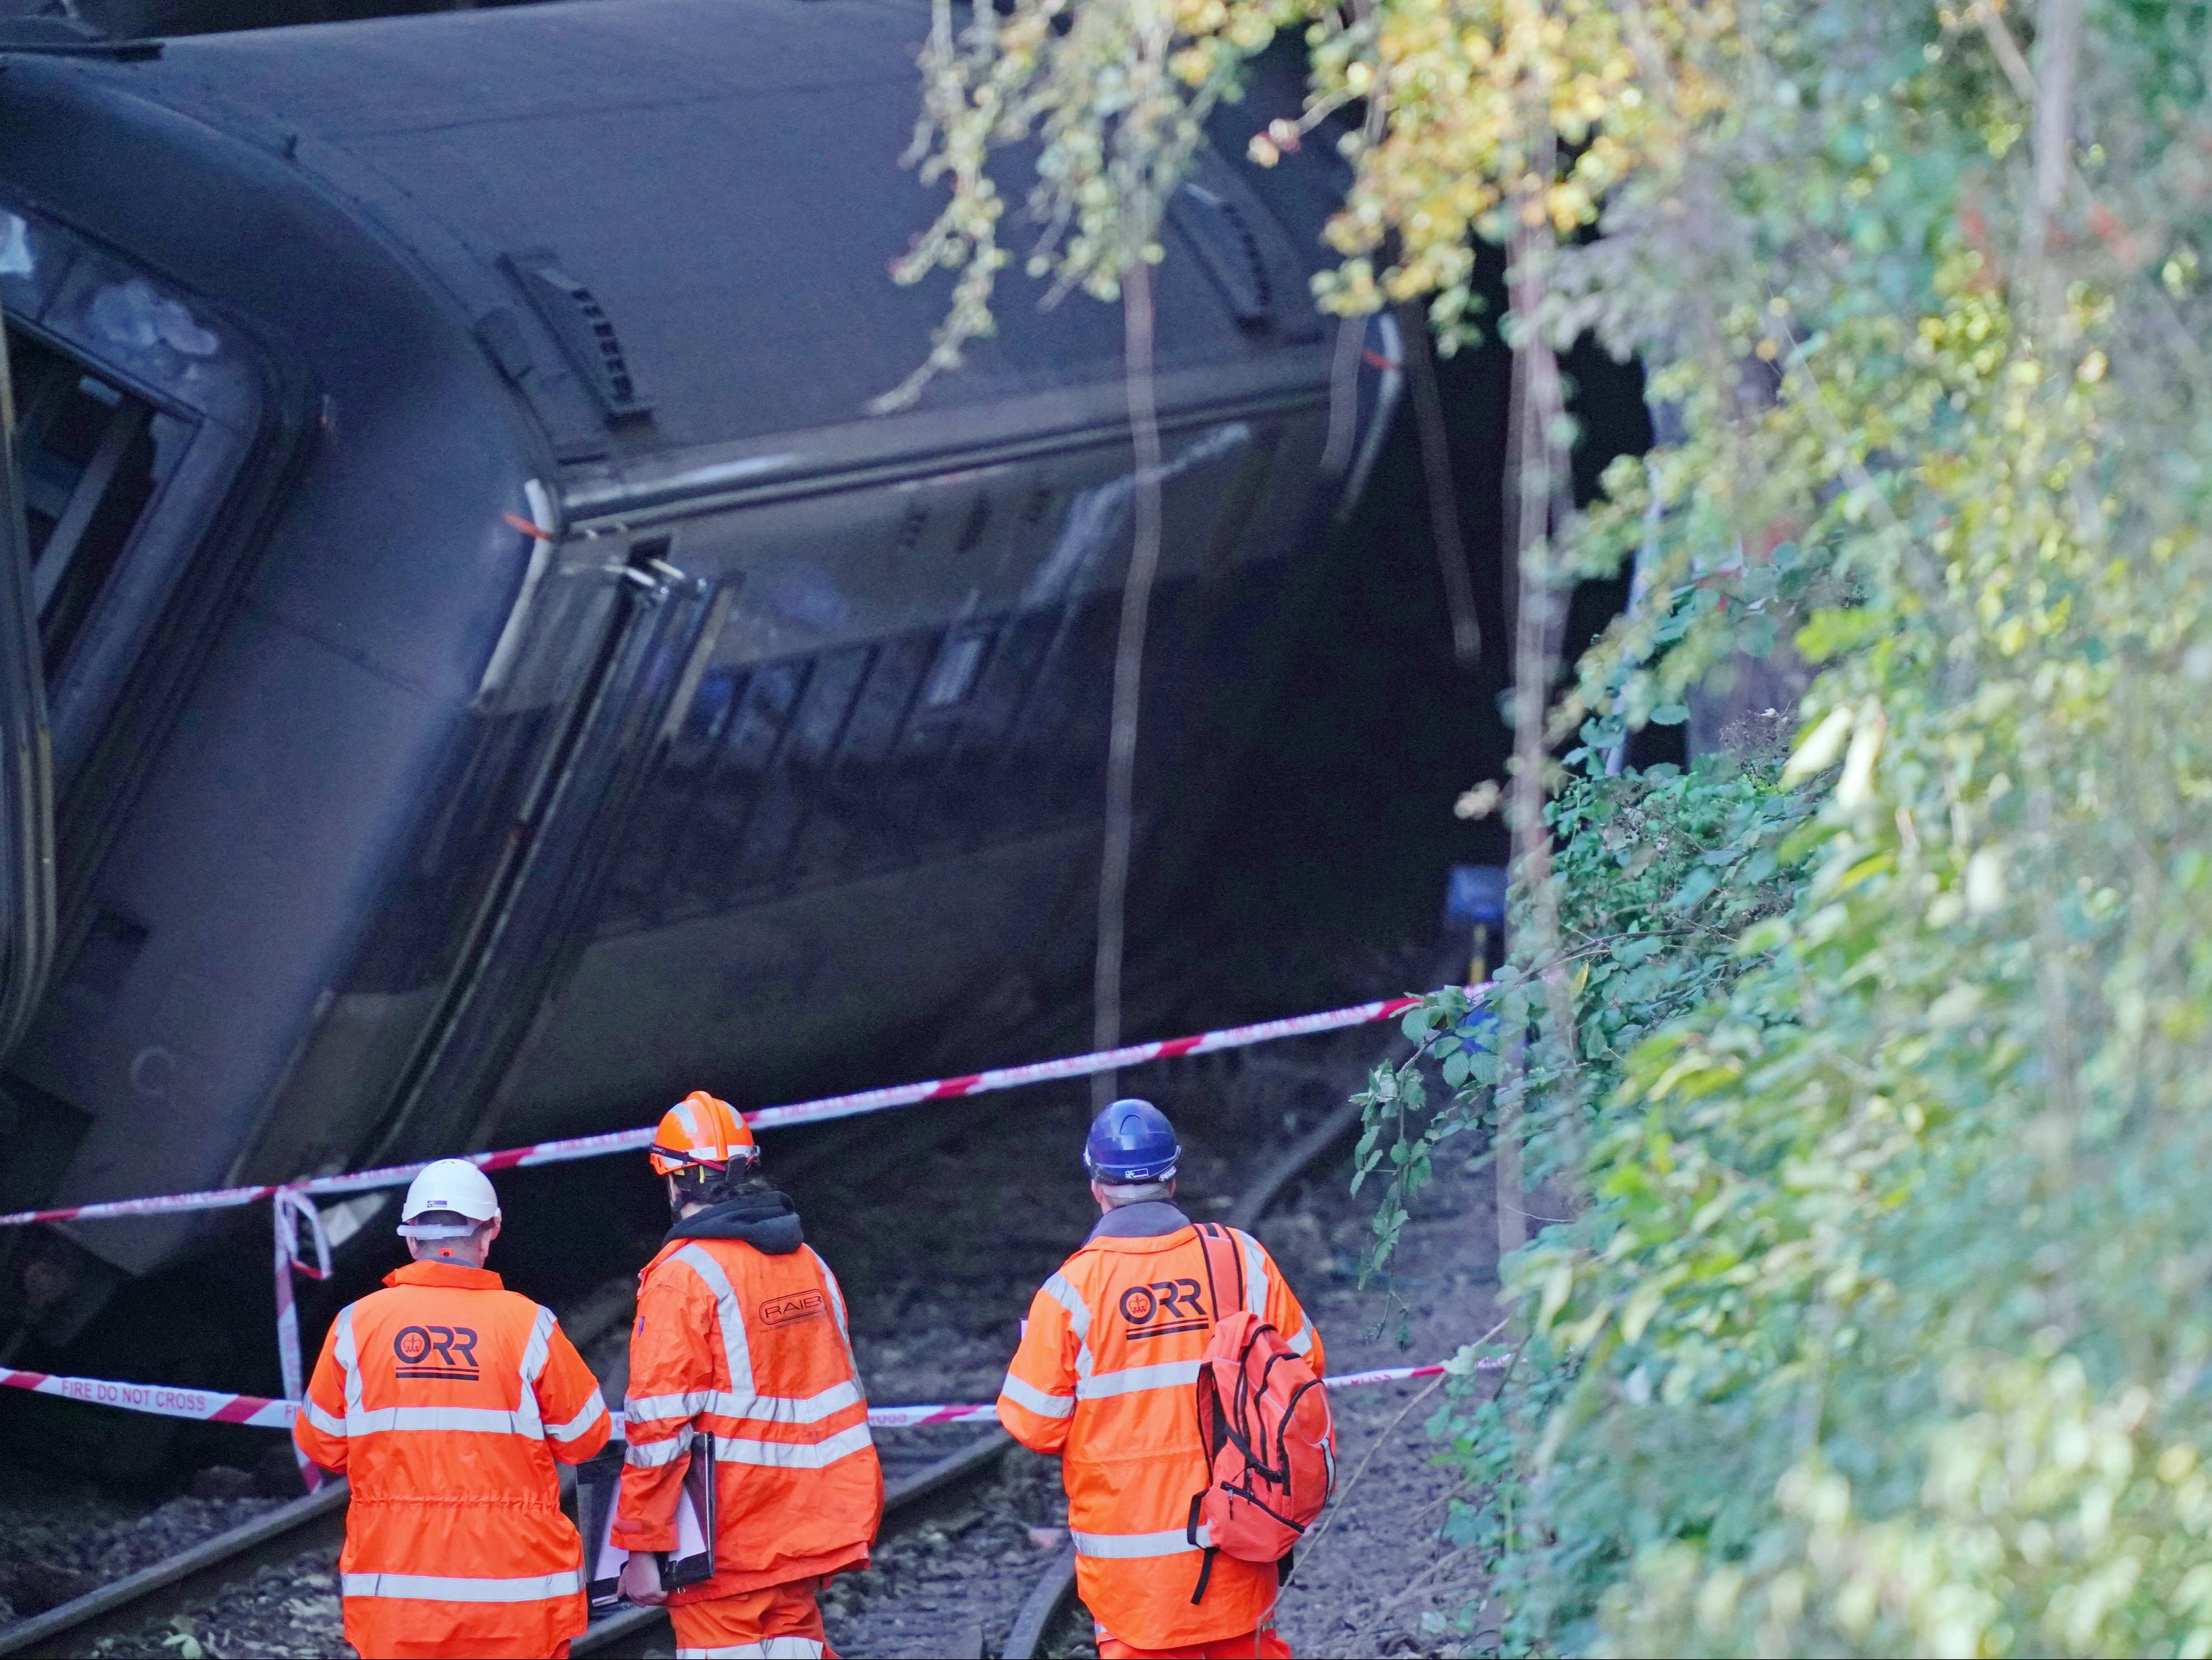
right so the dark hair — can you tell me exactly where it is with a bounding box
[670,1160,765,1207]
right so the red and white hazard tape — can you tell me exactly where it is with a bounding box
[0,994,1431,1229]
[284,993,1433,1202]
[1316,1360,1459,1391]
[0,988,1470,1496]
[857,1361,1485,1427]
[1,1358,1490,1436]
[0,1364,297,1429]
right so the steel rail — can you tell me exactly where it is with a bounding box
[0,1080,1381,1659]
[570,1427,1015,1658]
[0,1479,351,1657]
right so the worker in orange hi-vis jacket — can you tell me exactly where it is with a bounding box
[614,1091,883,1660]
[998,1100,1324,1660]
[292,1159,612,1660]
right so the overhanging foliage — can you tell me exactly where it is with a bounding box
[888,0,2212,1651]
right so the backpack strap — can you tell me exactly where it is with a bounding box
[1188,1223,1241,1609]
[1187,1493,1218,1605]
[1194,1222,1244,1323]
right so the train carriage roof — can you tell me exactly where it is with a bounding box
[13,0,1331,462]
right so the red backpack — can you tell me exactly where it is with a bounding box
[1184,1223,1337,1603]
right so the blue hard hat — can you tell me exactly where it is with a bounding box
[1085,1098,1180,1184]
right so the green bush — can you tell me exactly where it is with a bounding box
[1356,4,2212,1651]
[884,0,2212,1646]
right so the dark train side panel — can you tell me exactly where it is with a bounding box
[0,0,1388,1317]
[0,63,557,1285]
[491,403,1335,1139]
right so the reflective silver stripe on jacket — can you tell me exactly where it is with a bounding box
[999,1373,1075,1419]
[676,1640,827,1659]
[656,1245,866,1428]
[623,1382,861,1427]
[313,1304,367,1439]
[343,1405,555,1435]
[622,1390,713,1422]
[807,1246,867,1387]
[335,1304,365,1423]
[809,1246,851,1338]
[672,1243,755,1405]
[1232,1228,1269,1318]
[1075,1359,1204,1401]
[712,1422,874,1470]
[514,1305,555,1437]
[1070,1523,1213,1559]
[341,1569,581,1602]
[1042,1273,1096,1380]
[1224,1228,1313,1352]
[624,1435,692,1469]
[550,1389,609,1442]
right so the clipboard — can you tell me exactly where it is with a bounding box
[578,1431,718,1608]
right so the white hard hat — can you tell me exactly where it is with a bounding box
[396,1159,501,1240]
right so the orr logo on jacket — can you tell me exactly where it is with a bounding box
[392,1324,481,1380]
[1119,1279,1210,1340]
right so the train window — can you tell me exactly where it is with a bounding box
[921,631,989,708]
[6,328,192,675]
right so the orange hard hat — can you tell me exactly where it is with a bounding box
[648,1090,757,1176]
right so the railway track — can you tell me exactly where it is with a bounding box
[0,1427,1018,1660]
[0,1475,350,1658]
[572,1427,1018,1659]
[565,1113,1361,1660]
[0,1071,1383,1660]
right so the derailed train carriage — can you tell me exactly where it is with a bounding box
[0,0,1396,1343]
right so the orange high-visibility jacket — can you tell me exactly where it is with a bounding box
[998,1215,1324,1653]
[292,1261,612,1659]
[614,1234,884,1598]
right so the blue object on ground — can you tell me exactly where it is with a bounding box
[1445,864,1509,928]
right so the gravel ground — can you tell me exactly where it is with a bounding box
[0,1457,287,1625]
[823,1445,1084,1660]
[800,970,1504,1660]
[0,947,1504,1660]
[85,1556,344,1660]
[1267,1141,1499,1657]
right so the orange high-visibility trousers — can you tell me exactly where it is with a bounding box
[1096,1627,1292,1659]
[371,1639,573,1660]
[668,1577,835,1658]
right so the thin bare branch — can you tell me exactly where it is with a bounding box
[2019,0,2082,330]
[1970,0,2036,100]
[1091,255,1166,1105]
[1403,304,1482,669]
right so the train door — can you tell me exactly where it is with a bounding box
[0,288,54,1062]
[343,531,722,1167]
[0,201,295,1292]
